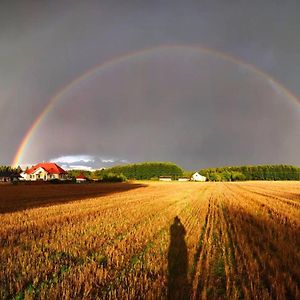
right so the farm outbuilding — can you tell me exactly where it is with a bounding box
[191,172,206,182]
[178,177,189,182]
[76,174,87,183]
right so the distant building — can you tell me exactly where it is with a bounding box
[178,177,189,182]
[76,174,87,183]
[159,176,172,181]
[191,172,206,182]
[23,163,67,181]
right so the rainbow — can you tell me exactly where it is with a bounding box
[12,44,300,167]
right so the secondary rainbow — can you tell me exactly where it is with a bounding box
[12,44,300,167]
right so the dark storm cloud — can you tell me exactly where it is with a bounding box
[0,1,300,168]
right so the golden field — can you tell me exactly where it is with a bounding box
[0,181,299,299]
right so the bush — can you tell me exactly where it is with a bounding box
[101,173,127,183]
[209,173,223,182]
[231,172,246,181]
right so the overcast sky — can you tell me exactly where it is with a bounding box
[1,1,300,170]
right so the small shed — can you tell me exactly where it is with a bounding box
[76,174,87,183]
[191,172,206,182]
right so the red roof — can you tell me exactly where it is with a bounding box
[76,174,87,179]
[26,163,67,175]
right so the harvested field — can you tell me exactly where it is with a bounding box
[0,183,145,214]
[0,181,299,299]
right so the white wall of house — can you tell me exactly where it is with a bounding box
[27,167,48,181]
[19,172,27,181]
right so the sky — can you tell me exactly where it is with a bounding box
[1,0,300,170]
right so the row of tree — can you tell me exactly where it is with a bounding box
[200,165,300,181]
[0,166,22,176]
[67,169,127,182]
[95,162,184,180]
[2,163,300,182]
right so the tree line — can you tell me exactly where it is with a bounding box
[0,166,22,176]
[200,165,300,181]
[94,162,184,180]
[2,163,299,182]
[67,169,126,182]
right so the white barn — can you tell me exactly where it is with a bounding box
[191,172,206,182]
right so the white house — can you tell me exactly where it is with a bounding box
[191,172,206,182]
[24,163,67,181]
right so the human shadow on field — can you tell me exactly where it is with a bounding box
[167,216,190,299]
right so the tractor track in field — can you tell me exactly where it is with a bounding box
[192,195,216,299]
